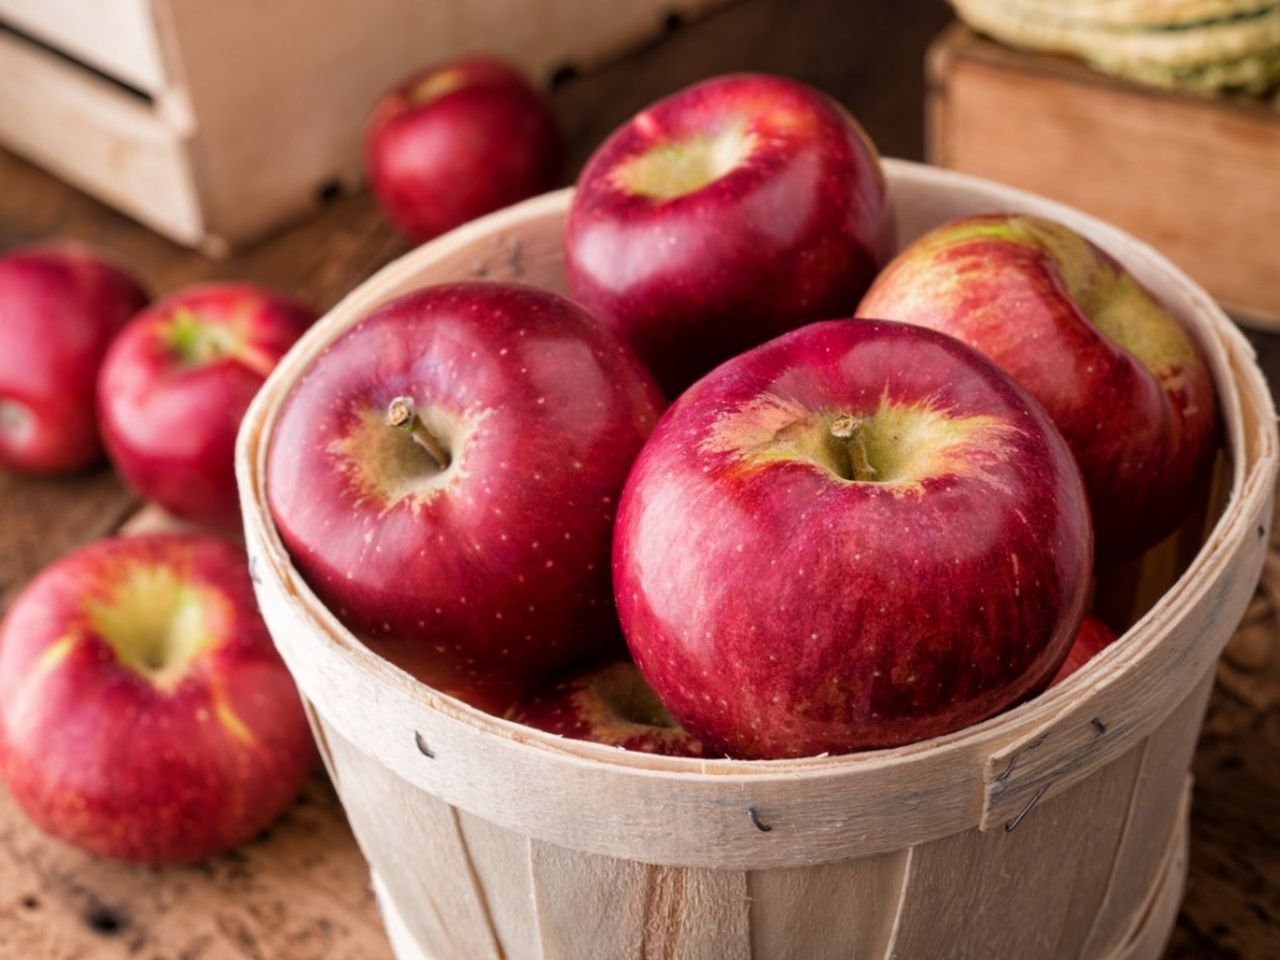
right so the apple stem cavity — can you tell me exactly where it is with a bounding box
[386,396,450,471]
[167,307,240,367]
[613,124,756,201]
[409,69,466,106]
[830,414,878,482]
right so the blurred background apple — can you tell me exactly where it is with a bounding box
[98,283,316,532]
[0,246,148,474]
[366,58,563,243]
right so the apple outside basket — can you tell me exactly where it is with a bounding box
[235,160,1278,960]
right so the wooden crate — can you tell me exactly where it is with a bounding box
[0,0,727,255]
[926,23,1280,329]
[237,163,1277,960]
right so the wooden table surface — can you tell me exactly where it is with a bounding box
[1,2,1277,958]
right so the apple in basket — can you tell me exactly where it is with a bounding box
[266,282,664,696]
[507,660,707,758]
[565,72,893,396]
[0,534,315,863]
[1051,615,1118,687]
[0,245,148,473]
[99,283,316,532]
[614,319,1093,760]
[366,58,563,243]
[857,213,1217,558]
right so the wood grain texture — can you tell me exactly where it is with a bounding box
[529,844,752,960]
[890,761,1139,959]
[321,723,503,960]
[1048,748,1149,959]
[377,822,1191,960]
[1083,674,1217,957]
[528,841,648,958]
[927,23,1280,328]
[0,472,138,615]
[1110,780,1192,960]
[1,2,1277,956]
[455,813,542,958]
[0,773,391,960]
[745,851,909,959]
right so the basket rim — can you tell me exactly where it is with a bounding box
[236,159,1278,866]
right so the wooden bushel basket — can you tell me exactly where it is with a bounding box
[236,161,1278,960]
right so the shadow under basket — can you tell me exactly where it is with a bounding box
[236,160,1278,960]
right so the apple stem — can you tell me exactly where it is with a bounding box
[830,414,877,482]
[386,396,449,470]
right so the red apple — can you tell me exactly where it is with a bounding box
[266,282,664,692]
[0,245,148,473]
[565,72,892,396]
[366,58,562,243]
[856,213,1217,558]
[1050,615,1118,687]
[0,533,315,863]
[507,660,707,757]
[614,319,1092,760]
[98,283,316,532]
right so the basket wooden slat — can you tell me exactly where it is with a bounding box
[371,806,1191,960]
[350,664,1200,960]
[1081,674,1210,956]
[744,853,906,958]
[1051,750,1148,956]
[236,160,1278,959]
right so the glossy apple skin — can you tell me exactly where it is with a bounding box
[565,73,892,396]
[857,213,1217,558]
[99,284,315,532]
[267,282,664,692]
[614,319,1092,759]
[366,58,562,243]
[1050,615,1118,687]
[507,660,708,757]
[0,246,149,473]
[0,534,315,864]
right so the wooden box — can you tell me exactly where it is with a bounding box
[0,0,725,255]
[927,23,1280,329]
[237,162,1277,960]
